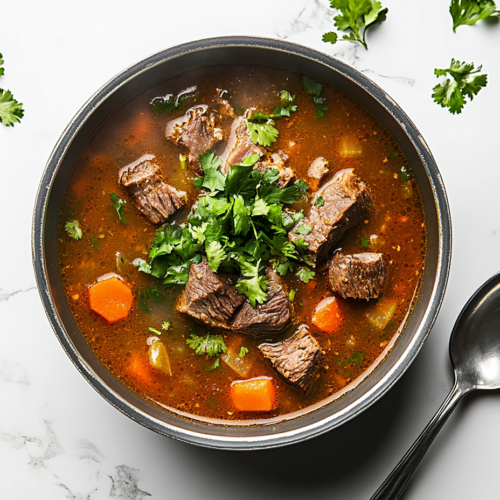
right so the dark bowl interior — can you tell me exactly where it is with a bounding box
[32,37,451,449]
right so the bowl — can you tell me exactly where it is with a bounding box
[32,36,451,450]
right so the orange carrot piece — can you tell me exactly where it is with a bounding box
[231,377,275,412]
[312,296,342,333]
[88,276,133,323]
[129,354,153,384]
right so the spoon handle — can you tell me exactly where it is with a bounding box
[371,380,468,500]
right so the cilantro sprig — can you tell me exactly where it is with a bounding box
[302,76,328,119]
[135,150,313,305]
[450,0,499,32]
[150,86,197,115]
[323,0,388,50]
[0,53,24,127]
[110,193,126,223]
[65,220,83,240]
[432,59,487,114]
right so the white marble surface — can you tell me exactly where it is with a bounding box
[1,0,500,498]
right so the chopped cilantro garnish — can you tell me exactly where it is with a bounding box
[338,351,365,368]
[139,150,314,304]
[361,236,369,248]
[323,0,388,50]
[400,167,410,182]
[315,196,325,206]
[187,333,227,358]
[450,0,499,32]
[295,224,313,236]
[302,76,328,118]
[110,193,126,223]
[206,357,221,371]
[65,220,82,240]
[296,266,315,283]
[151,86,196,115]
[239,346,249,358]
[162,321,170,331]
[433,59,487,114]
[149,327,161,335]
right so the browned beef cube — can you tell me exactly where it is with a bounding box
[165,105,224,174]
[288,168,374,264]
[219,116,266,173]
[232,268,292,335]
[329,252,387,300]
[259,326,323,392]
[176,260,246,329]
[119,155,187,224]
[254,151,295,187]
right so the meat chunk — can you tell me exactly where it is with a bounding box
[165,105,225,174]
[219,116,265,174]
[119,155,187,225]
[288,169,374,264]
[259,326,323,392]
[329,252,387,300]
[232,268,292,335]
[176,260,246,329]
[307,157,329,191]
[254,151,295,187]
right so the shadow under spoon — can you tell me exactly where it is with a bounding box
[372,272,500,500]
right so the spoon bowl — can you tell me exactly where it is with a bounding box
[451,273,500,390]
[373,272,500,499]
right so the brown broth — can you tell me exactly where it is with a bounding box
[57,64,426,421]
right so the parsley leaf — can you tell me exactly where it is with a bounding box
[252,198,269,217]
[187,333,227,357]
[324,0,388,50]
[296,266,315,283]
[450,0,499,32]
[239,346,249,358]
[0,89,24,127]
[236,260,269,307]
[206,240,226,272]
[199,150,226,192]
[65,220,83,240]
[295,224,313,235]
[316,196,325,206]
[110,193,126,223]
[247,120,279,147]
[302,76,328,118]
[432,59,487,114]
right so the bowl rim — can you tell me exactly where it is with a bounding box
[32,35,452,450]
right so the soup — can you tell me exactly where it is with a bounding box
[57,64,425,421]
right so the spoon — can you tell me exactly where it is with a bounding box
[372,272,500,499]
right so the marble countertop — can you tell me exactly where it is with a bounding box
[1,0,500,498]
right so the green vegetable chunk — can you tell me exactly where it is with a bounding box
[450,0,499,32]
[432,59,487,114]
[65,220,83,240]
[323,0,389,50]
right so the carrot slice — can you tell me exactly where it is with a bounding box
[88,276,133,323]
[231,377,275,412]
[312,296,342,333]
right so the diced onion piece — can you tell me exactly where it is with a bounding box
[231,377,275,412]
[148,341,172,376]
[402,180,413,199]
[369,234,385,250]
[366,302,396,330]
[312,296,342,333]
[222,349,254,377]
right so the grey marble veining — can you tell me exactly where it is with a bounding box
[0,0,499,498]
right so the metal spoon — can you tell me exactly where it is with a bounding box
[372,272,500,499]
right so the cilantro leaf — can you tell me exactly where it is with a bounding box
[432,59,487,114]
[199,150,226,192]
[151,86,197,115]
[247,120,279,147]
[316,196,325,206]
[296,266,315,283]
[110,192,126,223]
[239,346,249,358]
[233,195,251,236]
[450,0,499,32]
[293,238,309,253]
[252,198,269,217]
[187,333,227,357]
[302,76,328,118]
[65,220,82,240]
[236,260,269,307]
[325,0,388,50]
[206,357,221,371]
[206,240,226,272]
[162,321,170,331]
[0,89,24,127]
